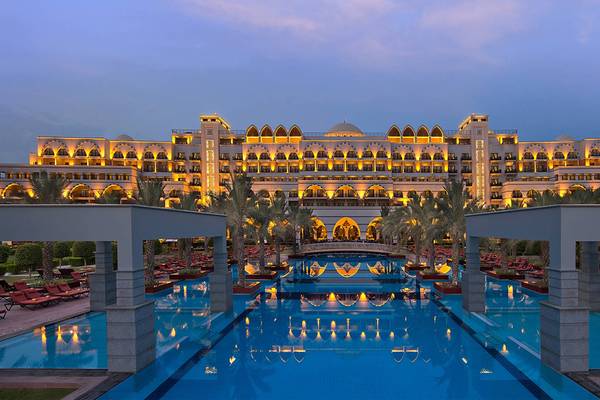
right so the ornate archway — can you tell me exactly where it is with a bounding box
[311,217,327,242]
[366,217,382,241]
[333,217,360,241]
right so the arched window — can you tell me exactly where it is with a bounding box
[75,148,87,157]
[522,152,534,160]
[420,153,432,161]
[144,151,154,159]
[316,150,328,158]
[347,150,357,158]
[591,149,600,157]
[275,152,286,160]
[288,152,298,160]
[404,152,415,160]
[247,152,257,160]
[126,151,137,159]
[156,152,168,160]
[334,150,344,158]
[554,152,565,160]
[363,150,373,158]
[57,148,69,156]
[567,151,578,159]
[536,152,547,160]
[304,150,315,158]
[113,151,124,159]
[376,150,387,158]
[392,152,402,160]
[259,152,270,160]
[42,148,54,156]
[433,152,444,161]
[89,149,100,157]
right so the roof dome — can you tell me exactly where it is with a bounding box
[115,134,134,141]
[325,121,364,137]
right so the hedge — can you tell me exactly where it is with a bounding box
[62,257,84,267]
[53,242,72,260]
[15,243,43,271]
[0,244,9,264]
[71,242,96,265]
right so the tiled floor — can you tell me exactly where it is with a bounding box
[0,297,90,339]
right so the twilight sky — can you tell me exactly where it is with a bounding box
[1,0,600,162]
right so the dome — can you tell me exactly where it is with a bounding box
[115,134,134,141]
[325,121,364,137]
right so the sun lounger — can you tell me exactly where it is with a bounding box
[58,283,88,296]
[10,291,59,309]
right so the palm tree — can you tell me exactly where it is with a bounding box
[419,192,444,269]
[286,202,313,254]
[174,193,199,269]
[438,181,481,285]
[135,178,165,283]
[28,171,69,280]
[269,192,289,267]
[209,173,255,286]
[247,193,276,270]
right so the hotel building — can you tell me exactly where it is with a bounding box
[2,113,600,240]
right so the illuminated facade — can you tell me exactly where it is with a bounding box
[2,113,600,239]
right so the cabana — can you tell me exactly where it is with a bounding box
[464,205,600,373]
[0,204,230,373]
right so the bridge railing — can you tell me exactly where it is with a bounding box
[299,241,405,255]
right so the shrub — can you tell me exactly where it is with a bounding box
[52,258,61,267]
[63,257,84,267]
[0,265,7,276]
[53,242,72,261]
[0,244,10,264]
[6,263,20,274]
[71,242,96,265]
[14,243,43,274]
[154,240,163,255]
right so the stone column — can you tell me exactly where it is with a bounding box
[106,238,155,372]
[579,241,600,311]
[210,235,232,313]
[462,236,486,312]
[88,241,116,311]
[540,239,589,372]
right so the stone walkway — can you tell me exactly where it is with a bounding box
[0,297,90,340]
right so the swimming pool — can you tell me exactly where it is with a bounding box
[0,253,596,399]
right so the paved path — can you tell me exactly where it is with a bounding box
[0,297,90,340]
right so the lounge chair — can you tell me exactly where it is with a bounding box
[13,281,30,292]
[0,287,13,311]
[70,271,88,286]
[45,284,80,299]
[58,283,88,296]
[10,291,60,309]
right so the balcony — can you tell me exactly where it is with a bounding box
[461,155,472,161]
[461,168,472,173]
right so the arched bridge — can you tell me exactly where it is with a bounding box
[299,241,407,256]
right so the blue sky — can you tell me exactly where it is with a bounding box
[1,0,600,162]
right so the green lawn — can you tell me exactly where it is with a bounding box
[0,388,74,400]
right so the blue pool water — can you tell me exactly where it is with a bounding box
[0,253,597,399]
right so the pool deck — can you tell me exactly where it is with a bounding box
[0,297,90,340]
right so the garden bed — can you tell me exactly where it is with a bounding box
[169,271,209,280]
[486,270,525,280]
[267,264,289,272]
[233,281,261,295]
[434,282,462,294]
[520,280,548,293]
[145,281,174,293]
[246,270,278,280]
[404,263,428,272]
[417,271,449,281]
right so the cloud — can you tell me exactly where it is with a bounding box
[174,0,531,68]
